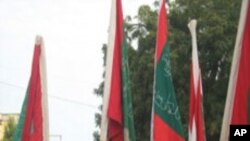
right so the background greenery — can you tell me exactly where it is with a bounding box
[2,117,16,141]
[94,0,242,140]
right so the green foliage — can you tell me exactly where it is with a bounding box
[2,117,16,141]
[127,6,156,141]
[94,0,242,140]
[93,131,100,141]
[169,0,241,140]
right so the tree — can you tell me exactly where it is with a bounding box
[169,0,241,140]
[2,117,16,141]
[94,0,242,140]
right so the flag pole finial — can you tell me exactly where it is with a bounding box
[187,19,197,35]
[35,35,43,45]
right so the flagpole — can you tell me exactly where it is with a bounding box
[188,19,206,141]
[37,35,50,141]
[220,1,249,141]
[188,19,199,83]
[100,0,117,140]
[188,19,199,141]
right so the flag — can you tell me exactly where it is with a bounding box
[100,0,136,141]
[220,0,250,140]
[188,20,206,141]
[150,0,185,141]
[14,36,49,141]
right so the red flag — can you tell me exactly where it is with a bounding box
[188,20,206,141]
[100,0,136,141]
[220,0,250,140]
[100,0,123,139]
[230,0,250,125]
[14,36,49,141]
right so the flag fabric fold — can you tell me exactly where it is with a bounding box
[14,36,49,141]
[151,0,185,141]
[220,0,250,140]
[100,0,136,141]
[188,19,206,141]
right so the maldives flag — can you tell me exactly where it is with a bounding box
[151,0,185,141]
[100,0,136,141]
[220,0,250,141]
[14,36,49,141]
[187,20,206,141]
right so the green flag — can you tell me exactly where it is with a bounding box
[151,0,185,141]
[122,33,136,141]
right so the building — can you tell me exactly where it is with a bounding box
[0,113,19,141]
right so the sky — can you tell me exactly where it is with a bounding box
[0,0,154,140]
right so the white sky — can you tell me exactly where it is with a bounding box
[0,0,154,140]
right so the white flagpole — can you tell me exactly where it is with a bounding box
[220,0,249,141]
[188,20,200,93]
[188,19,198,141]
[36,35,50,141]
[100,0,116,140]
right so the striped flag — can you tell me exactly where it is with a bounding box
[150,0,185,141]
[220,0,250,140]
[188,20,206,141]
[14,36,49,141]
[100,0,136,141]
